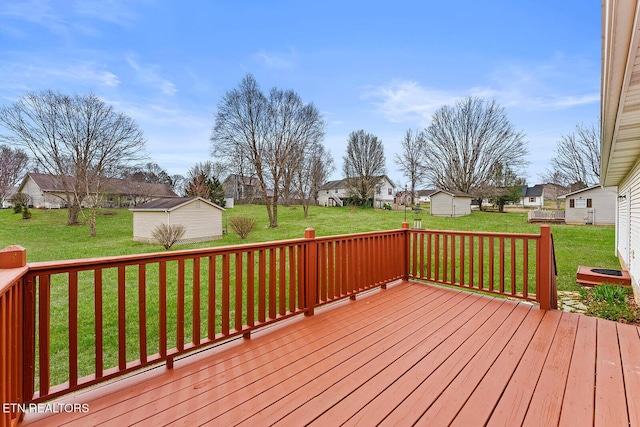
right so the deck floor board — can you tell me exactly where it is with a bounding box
[19,280,640,427]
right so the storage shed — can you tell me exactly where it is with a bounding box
[130,197,225,245]
[429,190,472,217]
[559,186,617,225]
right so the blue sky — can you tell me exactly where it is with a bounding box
[0,0,600,187]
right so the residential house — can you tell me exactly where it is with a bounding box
[519,184,545,208]
[223,174,263,206]
[429,189,473,217]
[559,186,617,226]
[416,189,437,204]
[17,173,177,208]
[317,179,349,206]
[1,186,17,208]
[317,176,395,208]
[601,0,640,299]
[130,197,225,245]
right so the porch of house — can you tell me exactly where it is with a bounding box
[18,279,640,426]
[2,224,638,426]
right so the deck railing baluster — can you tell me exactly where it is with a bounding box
[192,258,200,345]
[69,271,78,388]
[138,265,147,363]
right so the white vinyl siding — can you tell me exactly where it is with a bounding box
[564,186,617,225]
[430,192,472,217]
[132,198,224,245]
[618,166,640,295]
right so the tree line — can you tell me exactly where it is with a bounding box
[0,77,600,236]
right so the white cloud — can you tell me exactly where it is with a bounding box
[361,80,462,124]
[125,55,177,96]
[0,58,120,91]
[253,48,298,70]
[363,58,599,124]
[0,0,71,36]
[73,0,141,27]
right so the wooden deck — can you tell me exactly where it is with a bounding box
[19,280,640,426]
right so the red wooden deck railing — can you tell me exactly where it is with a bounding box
[407,225,557,308]
[0,224,556,426]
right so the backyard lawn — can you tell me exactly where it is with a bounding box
[0,204,618,292]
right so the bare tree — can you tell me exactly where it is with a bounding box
[550,123,599,188]
[211,74,325,227]
[0,144,29,205]
[394,129,427,204]
[294,142,334,217]
[123,162,172,186]
[343,130,386,206]
[539,169,569,209]
[0,90,146,234]
[423,97,528,201]
[170,174,186,196]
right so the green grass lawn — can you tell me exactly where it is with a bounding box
[0,204,618,291]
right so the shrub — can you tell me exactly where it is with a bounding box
[580,284,639,323]
[151,223,186,250]
[229,216,257,239]
[13,204,22,214]
[22,206,32,219]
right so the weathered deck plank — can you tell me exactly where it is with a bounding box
[19,280,640,427]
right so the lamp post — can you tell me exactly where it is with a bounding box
[404,184,407,223]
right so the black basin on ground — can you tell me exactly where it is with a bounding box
[590,268,623,276]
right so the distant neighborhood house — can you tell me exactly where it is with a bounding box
[519,184,545,208]
[17,173,177,209]
[1,186,17,208]
[559,186,617,225]
[223,174,269,207]
[317,175,395,208]
[130,197,225,245]
[429,190,473,217]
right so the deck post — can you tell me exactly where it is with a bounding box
[0,245,26,269]
[304,228,317,316]
[537,225,553,310]
[401,223,410,281]
[0,246,29,422]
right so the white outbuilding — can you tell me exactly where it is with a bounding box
[130,197,225,245]
[429,190,473,217]
[559,186,617,225]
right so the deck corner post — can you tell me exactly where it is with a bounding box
[0,245,26,269]
[537,225,553,310]
[304,228,317,316]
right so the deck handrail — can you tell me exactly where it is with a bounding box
[0,224,557,421]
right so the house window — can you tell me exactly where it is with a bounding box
[388,188,392,195]
[529,197,536,203]
[574,199,587,208]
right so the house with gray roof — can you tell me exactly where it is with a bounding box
[317,176,395,208]
[17,173,177,208]
[519,184,545,208]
